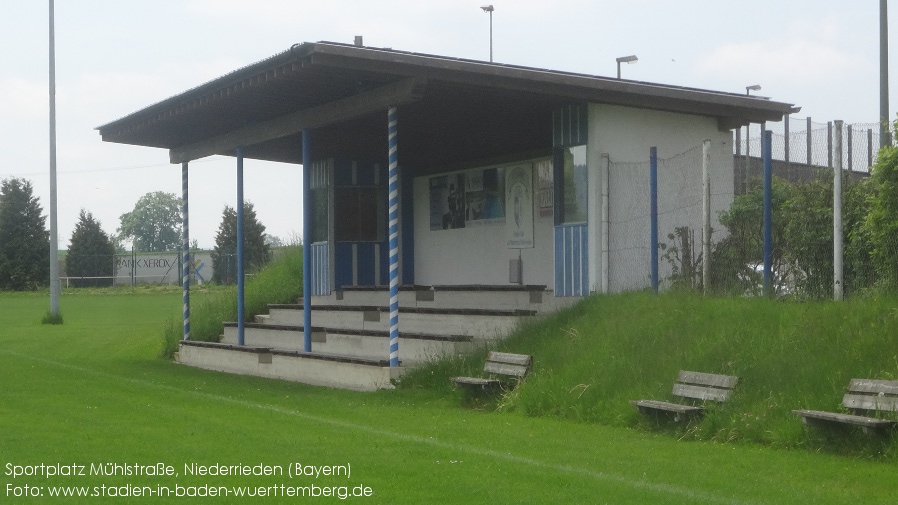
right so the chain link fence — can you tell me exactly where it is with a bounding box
[607,116,891,299]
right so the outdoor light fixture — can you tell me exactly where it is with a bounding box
[746,84,762,95]
[481,5,494,62]
[616,55,638,79]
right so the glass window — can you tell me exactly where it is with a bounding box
[335,187,385,242]
[562,145,588,223]
[309,186,329,243]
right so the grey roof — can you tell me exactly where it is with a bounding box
[97,41,796,166]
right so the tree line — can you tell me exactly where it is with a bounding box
[0,184,273,290]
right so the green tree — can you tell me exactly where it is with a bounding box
[211,203,270,285]
[864,138,898,291]
[67,210,116,288]
[710,172,875,299]
[710,177,790,296]
[0,178,50,291]
[118,191,181,252]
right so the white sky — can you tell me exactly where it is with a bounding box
[0,1,891,249]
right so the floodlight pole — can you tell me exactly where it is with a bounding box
[616,55,638,79]
[49,0,61,318]
[481,5,494,62]
[881,0,891,147]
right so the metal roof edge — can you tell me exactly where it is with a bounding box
[97,40,796,133]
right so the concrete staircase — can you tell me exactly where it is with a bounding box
[177,285,578,391]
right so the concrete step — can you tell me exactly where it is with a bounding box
[221,323,476,366]
[177,340,402,391]
[263,304,536,338]
[311,284,570,313]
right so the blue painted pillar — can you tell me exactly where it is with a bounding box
[388,107,400,367]
[181,161,190,341]
[236,147,245,346]
[650,146,659,293]
[302,129,312,352]
[762,130,773,297]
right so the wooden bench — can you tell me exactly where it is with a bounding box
[451,351,532,394]
[631,371,739,422]
[792,379,898,436]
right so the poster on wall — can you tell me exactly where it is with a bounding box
[505,163,534,249]
[465,167,504,225]
[536,158,554,217]
[429,173,466,230]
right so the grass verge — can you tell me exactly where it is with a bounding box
[402,291,898,459]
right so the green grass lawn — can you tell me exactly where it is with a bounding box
[2,289,897,504]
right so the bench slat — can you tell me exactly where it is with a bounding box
[483,361,529,377]
[792,409,898,429]
[677,370,739,389]
[847,379,898,396]
[487,351,532,367]
[451,377,500,387]
[842,394,898,413]
[630,400,703,415]
[672,383,733,403]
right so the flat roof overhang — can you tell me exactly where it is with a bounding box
[97,41,797,168]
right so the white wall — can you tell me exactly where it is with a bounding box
[411,104,737,292]
[588,103,735,293]
[413,159,555,287]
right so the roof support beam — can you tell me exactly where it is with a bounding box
[169,77,427,163]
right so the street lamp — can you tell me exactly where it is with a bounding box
[616,55,638,79]
[746,84,762,95]
[481,5,494,62]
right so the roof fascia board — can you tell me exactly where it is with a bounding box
[169,77,426,163]
[307,44,793,124]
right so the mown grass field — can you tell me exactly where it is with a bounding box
[1,286,897,504]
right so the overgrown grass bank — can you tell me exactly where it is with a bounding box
[400,291,898,458]
[161,246,301,356]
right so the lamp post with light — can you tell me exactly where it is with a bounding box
[481,5,494,62]
[616,55,638,79]
[746,84,762,95]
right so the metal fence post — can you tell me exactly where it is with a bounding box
[650,146,658,294]
[806,117,812,166]
[867,128,874,169]
[762,131,773,297]
[834,120,844,301]
[784,114,790,167]
[702,139,711,295]
[847,124,853,172]
[827,122,833,168]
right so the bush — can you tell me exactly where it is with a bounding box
[162,246,301,357]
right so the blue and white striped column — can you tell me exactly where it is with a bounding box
[181,161,190,341]
[388,107,400,367]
